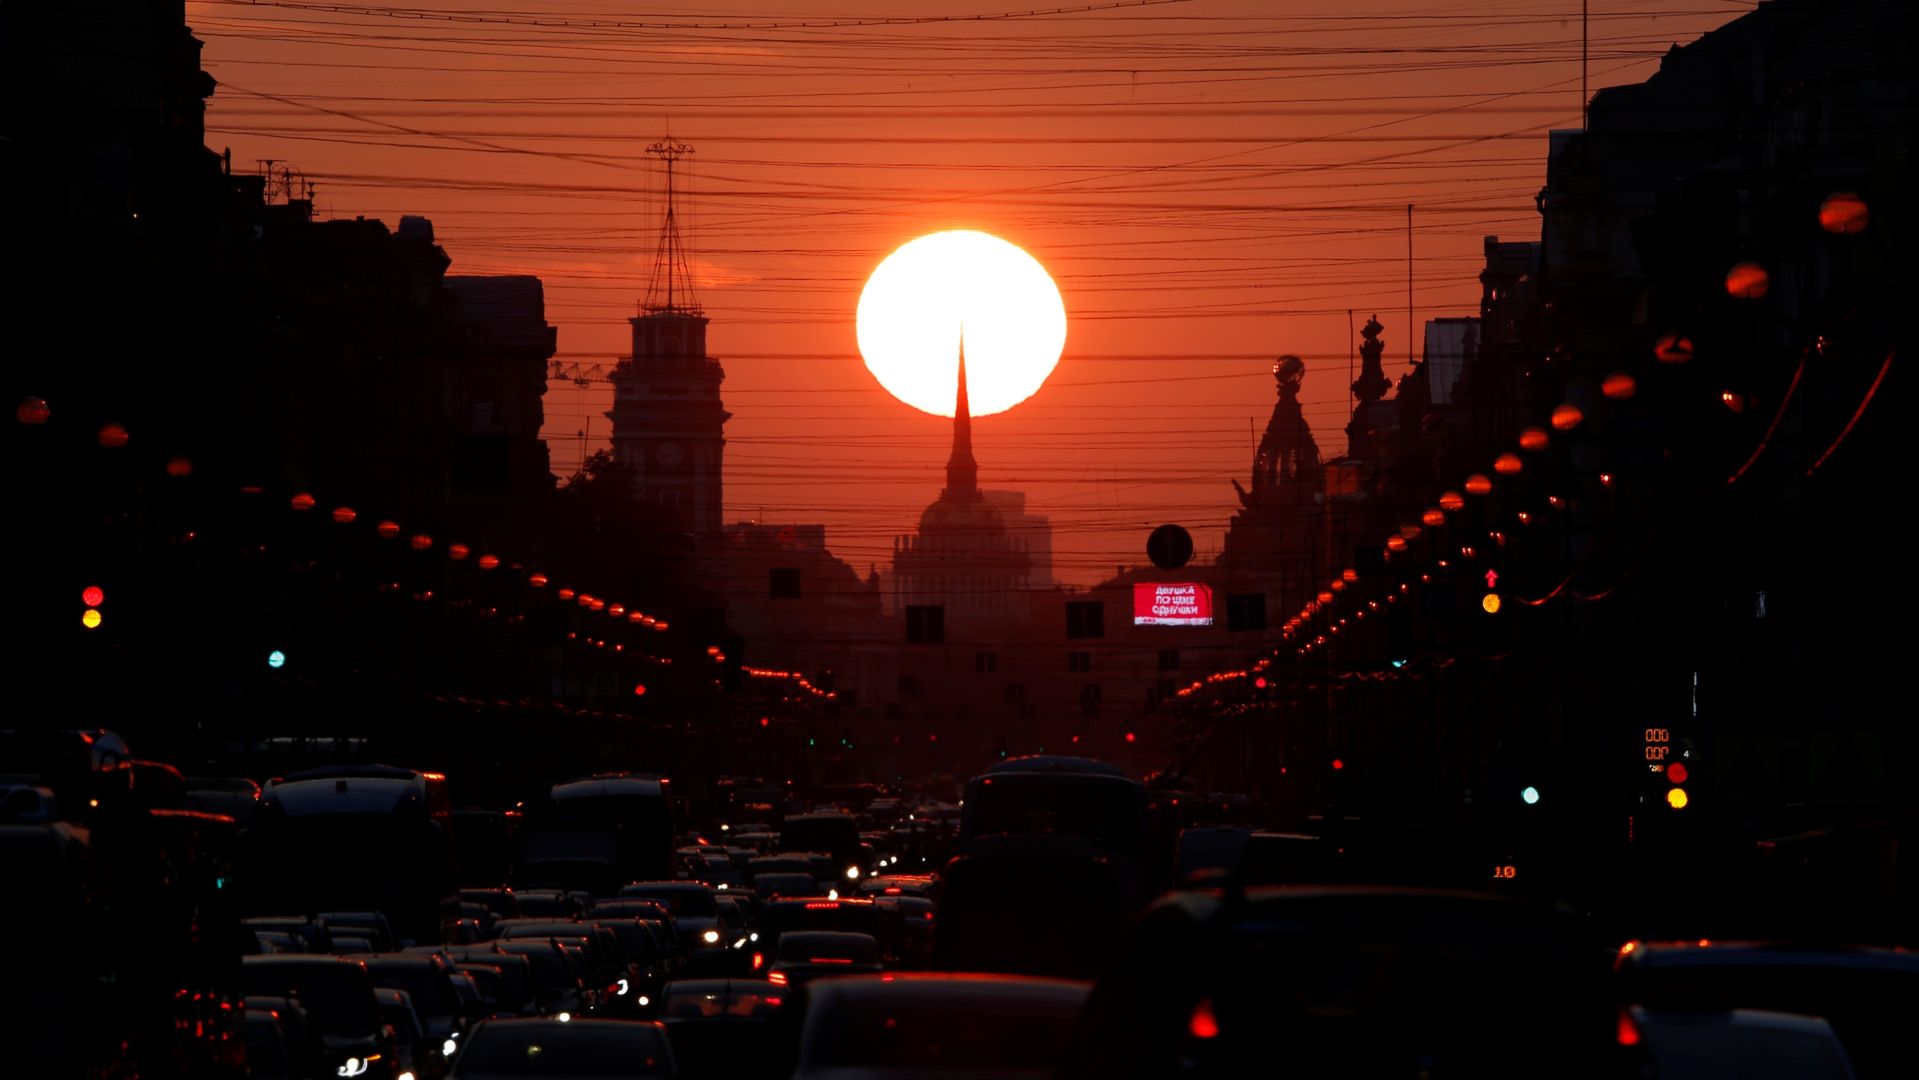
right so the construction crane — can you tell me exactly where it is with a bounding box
[546,361,617,387]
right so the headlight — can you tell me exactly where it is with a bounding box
[398,1072,417,1080]
[702,929,721,944]
[845,866,860,880]
[616,978,630,996]
[557,1011,572,1023]
[442,1038,458,1058]
[337,1059,368,1079]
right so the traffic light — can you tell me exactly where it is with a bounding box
[1481,568,1502,614]
[267,649,287,669]
[1666,760,1689,809]
[80,585,105,630]
[1521,785,1540,805]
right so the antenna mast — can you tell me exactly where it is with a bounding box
[643,136,702,316]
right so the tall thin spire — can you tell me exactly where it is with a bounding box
[643,136,702,316]
[945,328,979,499]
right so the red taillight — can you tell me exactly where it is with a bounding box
[765,997,782,1006]
[751,952,764,970]
[883,887,901,895]
[767,971,787,986]
[1188,997,1220,1039]
[1616,1010,1641,1047]
[804,902,838,910]
[809,957,853,965]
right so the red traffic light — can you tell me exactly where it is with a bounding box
[1666,762,1689,784]
[82,586,105,607]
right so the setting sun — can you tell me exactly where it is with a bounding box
[856,230,1067,417]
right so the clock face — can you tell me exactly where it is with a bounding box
[656,441,684,467]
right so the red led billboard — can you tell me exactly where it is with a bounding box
[1134,583,1213,627]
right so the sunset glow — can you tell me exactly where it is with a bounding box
[856,230,1066,418]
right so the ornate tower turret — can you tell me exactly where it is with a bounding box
[606,137,729,535]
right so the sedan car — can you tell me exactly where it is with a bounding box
[788,973,1089,1080]
[447,1017,675,1079]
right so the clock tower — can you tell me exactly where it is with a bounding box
[607,138,729,535]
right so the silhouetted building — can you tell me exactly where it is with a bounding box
[891,347,1035,632]
[607,141,728,535]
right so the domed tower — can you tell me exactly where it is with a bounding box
[1219,354,1323,569]
[892,337,1033,628]
[607,138,729,535]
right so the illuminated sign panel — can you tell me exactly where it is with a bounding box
[1134,583,1214,627]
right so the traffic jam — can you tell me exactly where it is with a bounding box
[3,732,1911,1079]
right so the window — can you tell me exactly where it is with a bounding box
[1227,592,1267,632]
[906,605,944,644]
[1157,649,1180,672]
[1080,682,1103,717]
[769,568,801,599]
[975,652,997,674]
[1003,682,1025,704]
[898,674,920,697]
[1066,600,1106,639]
[1067,651,1092,673]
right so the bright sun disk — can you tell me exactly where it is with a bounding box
[856,230,1066,417]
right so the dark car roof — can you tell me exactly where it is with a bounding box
[806,972,1088,1004]
[1620,941,1919,974]
[981,755,1127,778]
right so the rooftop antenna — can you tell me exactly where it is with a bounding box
[643,136,702,316]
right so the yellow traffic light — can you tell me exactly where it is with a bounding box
[1481,592,1502,614]
[81,608,103,630]
[1666,787,1689,810]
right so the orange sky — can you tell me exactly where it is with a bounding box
[191,0,1750,585]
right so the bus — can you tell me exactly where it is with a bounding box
[960,756,1147,868]
[515,774,675,895]
[242,764,453,941]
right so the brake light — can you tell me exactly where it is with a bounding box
[767,971,787,986]
[751,952,764,970]
[1616,1009,1641,1047]
[765,997,782,1006]
[809,957,853,964]
[804,902,838,910]
[883,887,901,895]
[1188,997,1219,1039]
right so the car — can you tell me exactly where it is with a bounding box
[1621,1006,1859,1079]
[855,874,935,898]
[657,978,786,1080]
[493,921,628,1001]
[447,1017,675,1079]
[765,931,882,988]
[321,912,399,953]
[618,882,724,951]
[1171,826,1252,886]
[753,872,823,901]
[444,943,586,1018]
[363,953,468,1053]
[373,987,435,1080]
[1615,940,1919,1079]
[242,955,398,1080]
[783,973,1089,1080]
[242,1007,297,1080]
[1065,885,1609,1079]
[458,888,522,921]
[511,889,593,919]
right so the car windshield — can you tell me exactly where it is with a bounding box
[595,921,659,961]
[663,985,784,1019]
[777,933,880,964]
[457,1023,672,1076]
[621,887,716,918]
[804,991,1083,1071]
[241,963,380,1037]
